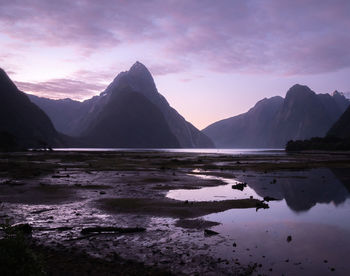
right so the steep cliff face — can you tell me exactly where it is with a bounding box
[203,96,284,148]
[81,86,180,148]
[327,105,350,139]
[30,62,214,148]
[0,68,60,149]
[204,84,349,148]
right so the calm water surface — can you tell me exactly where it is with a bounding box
[53,148,284,155]
[167,168,350,275]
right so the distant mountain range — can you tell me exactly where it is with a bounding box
[0,68,61,150]
[203,85,350,148]
[1,61,349,151]
[28,62,213,148]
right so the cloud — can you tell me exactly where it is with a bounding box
[15,78,106,100]
[0,0,349,76]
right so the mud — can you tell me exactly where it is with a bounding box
[1,150,350,275]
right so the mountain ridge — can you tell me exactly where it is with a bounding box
[203,84,350,148]
[29,62,214,148]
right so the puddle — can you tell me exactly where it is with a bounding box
[167,168,350,275]
[167,173,262,201]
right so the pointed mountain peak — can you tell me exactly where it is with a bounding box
[128,61,153,80]
[130,61,148,71]
[0,67,10,80]
[103,62,157,99]
[0,67,18,92]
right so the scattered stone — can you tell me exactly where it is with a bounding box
[287,235,292,242]
[99,191,106,195]
[233,242,237,247]
[324,260,328,263]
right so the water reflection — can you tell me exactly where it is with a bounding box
[238,168,350,212]
[167,168,350,213]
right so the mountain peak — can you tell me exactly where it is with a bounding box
[116,61,157,97]
[0,67,18,92]
[128,61,153,79]
[285,84,314,99]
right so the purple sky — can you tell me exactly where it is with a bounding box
[1,0,350,129]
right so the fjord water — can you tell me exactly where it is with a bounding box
[167,168,350,275]
[53,148,284,155]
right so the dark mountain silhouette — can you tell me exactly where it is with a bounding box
[271,85,348,146]
[203,96,284,148]
[0,68,61,150]
[204,84,349,148]
[82,86,180,148]
[30,62,213,148]
[327,105,350,139]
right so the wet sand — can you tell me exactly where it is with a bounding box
[0,150,350,275]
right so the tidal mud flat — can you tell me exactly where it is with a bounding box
[1,150,350,275]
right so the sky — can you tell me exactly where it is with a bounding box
[0,0,350,129]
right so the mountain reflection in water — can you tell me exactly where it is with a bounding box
[238,168,350,212]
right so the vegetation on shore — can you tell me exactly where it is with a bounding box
[286,136,350,151]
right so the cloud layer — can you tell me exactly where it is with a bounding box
[1,0,350,99]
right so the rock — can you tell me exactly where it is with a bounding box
[12,223,32,234]
[232,182,247,191]
[287,235,292,242]
[263,196,278,202]
[204,229,219,236]
[255,201,269,211]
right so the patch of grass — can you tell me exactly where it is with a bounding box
[0,223,44,276]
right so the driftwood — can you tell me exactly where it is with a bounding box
[81,227,146,235]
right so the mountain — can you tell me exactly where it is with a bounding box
[203,96,284,148]
[327,105,350,139]
[82,85,179,148]
[27,95,84,135]
[29,62,214,148]
[204,84,349,148]
[0,68,60,150]
[270,85,349,146]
